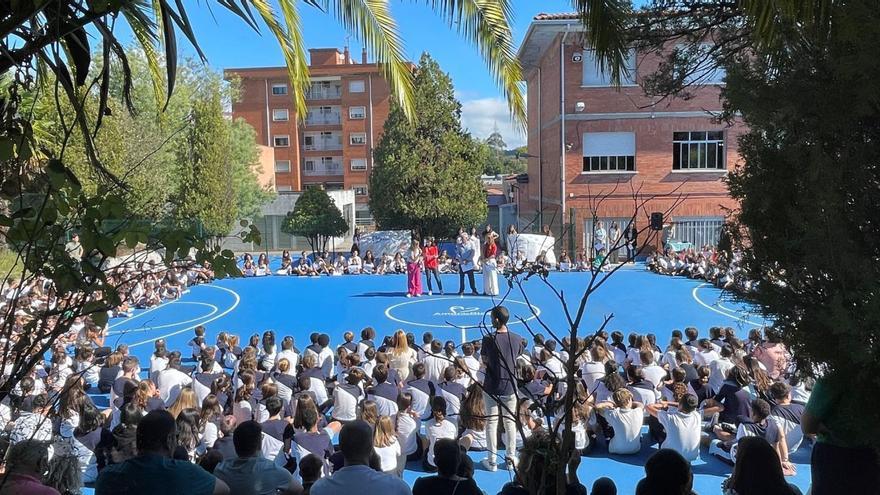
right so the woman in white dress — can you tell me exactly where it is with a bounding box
[482,233,499,296]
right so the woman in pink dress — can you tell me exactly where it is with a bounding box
[405,239,423,297]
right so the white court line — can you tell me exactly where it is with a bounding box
[384,296,541,329]
[107,302,219,335]
[128,285,241,348]
[691,283,765,327]
[108,302,173,329]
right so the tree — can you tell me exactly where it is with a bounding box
[486,129,506,150]
[474,137,526,176]
[281,188,349,254]
[174,89,235,237]
[722,0,880,447]
[229,119,275,220]
[370,54,487,238]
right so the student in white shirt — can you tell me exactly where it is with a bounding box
[422,340,449,384]
[646,394,702,462]
[373,415,401,474]
[596,389,644,455]
[708,345,736,394]
[424,396,457,472]
[394,392,422,471]
[694,339,721,367]
[156,353,193,406]
[639,349,668,389]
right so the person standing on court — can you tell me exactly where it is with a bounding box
[422,237,443,296]
[405,237,423,298]
[624,222,638,262]
[482,233,499,296]
[480,306,525,472]
[456,232,478,296]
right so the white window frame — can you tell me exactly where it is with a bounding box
[581,132,637,174]
[581,49,637,87]
[272,108,289,122]
[276,185,293,192]
[350,132,367,145]
[273,135,290,147]
[349,80,365,93]
[350,158,367,171]
[349,106,366,119]
[353,185,369,196]
[274,160,291,172]
[672,131,726,172]
[271,83,288,96]
[304,160,316,172]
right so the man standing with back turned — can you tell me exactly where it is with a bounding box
[480,305,525,471]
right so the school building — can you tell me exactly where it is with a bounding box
[516,13,742,253]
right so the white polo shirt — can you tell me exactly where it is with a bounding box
[658,409,702,461]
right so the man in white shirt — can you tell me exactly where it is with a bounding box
[156,353,193,405]
[708,345,736,394]
[311,420,411,495]
[596,389,644,455]
[315,334,335,380]
[646,394,702,462]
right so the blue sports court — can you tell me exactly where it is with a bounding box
[96,264,811,494]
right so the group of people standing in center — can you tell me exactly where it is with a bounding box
[403,227,501,298]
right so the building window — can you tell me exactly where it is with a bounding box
[274,160,291,172]
[349,80,365,93]
[582,132,636,173]
[582,50,636,87]
[670,217,724,247]
[272,109,289,121]
[350,158,367,171]
[276,185,293,192]
[353,185,368,196]
[672,131,725,170]
[271,84,288,95]
[350,133,367,145]
[304,159,315,172]
[676,43,726,85]
[273,135,290,147]
[349,106,366,119]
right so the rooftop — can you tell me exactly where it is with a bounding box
[533,12,581,20]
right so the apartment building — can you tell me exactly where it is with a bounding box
[517,13,743,252]
[225,47,393,226]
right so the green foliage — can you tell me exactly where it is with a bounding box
[281,188,349,253]
[473,137,527,176]
[722,0,880,447]
[229,119,275,219]
[370,54,487,238]
[174,87,235,237]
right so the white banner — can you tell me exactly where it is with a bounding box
[507,234,556,265]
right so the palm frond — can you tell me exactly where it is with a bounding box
[572,0,632,85]
[121,5,165,112]
[244,0,311,119]
[322,0,415,120]
[739,0,833,49]
[424,0,524,127]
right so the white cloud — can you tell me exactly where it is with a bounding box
[459,96,526,149]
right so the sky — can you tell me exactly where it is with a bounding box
[140,0,574,148]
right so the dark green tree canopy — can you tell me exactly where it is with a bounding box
[281,188,349,253]
[723,0,880,447]
[369,53,487,238]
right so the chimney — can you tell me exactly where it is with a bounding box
[343,46,350,65]
[361,47,368,64]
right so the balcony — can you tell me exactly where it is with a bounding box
[303,138,343,151]
[303,161,343,176]
[305,113,342,126]
[305,87,342,100]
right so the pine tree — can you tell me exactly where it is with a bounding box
[369,53,487,238]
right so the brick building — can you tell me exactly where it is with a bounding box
[517,13,742,253]
[225,47,394,226]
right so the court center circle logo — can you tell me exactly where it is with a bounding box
[384,296,541,329]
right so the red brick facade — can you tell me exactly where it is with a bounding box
[518,16,742,251]
[225,48,394,224]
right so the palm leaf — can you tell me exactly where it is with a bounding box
[423,0,524,127]
[321,0,415,120]
[245,0,311,119]
[572,0,632,85]
[121,4,165,112]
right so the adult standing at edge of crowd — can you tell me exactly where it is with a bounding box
[483,233,499,296]
[422,237,443,296]
[480,305,525,472]
[457,232,478,296]
[624,222,638,262]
